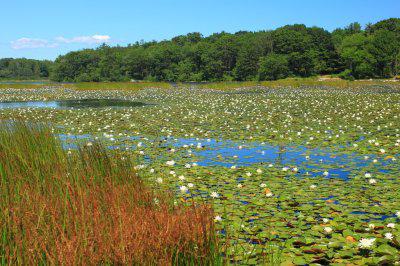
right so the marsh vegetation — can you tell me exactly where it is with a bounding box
[0,81,399,264]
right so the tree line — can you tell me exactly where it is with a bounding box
[2,18,399,82]
[0,58,52,80]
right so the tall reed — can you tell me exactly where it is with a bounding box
[0,122,219,265]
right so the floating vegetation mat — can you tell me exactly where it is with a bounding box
[1,84,399,264]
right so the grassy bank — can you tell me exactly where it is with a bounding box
[0,122,219,265]
[1,77,398,91]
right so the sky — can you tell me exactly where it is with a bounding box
[1,0,399,60]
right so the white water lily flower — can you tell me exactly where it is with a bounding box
[369,179,377,184]
[185,163,191,168]
[150,168,155,173]
[156,177,163,184]
[214,215,222,222]
[385,233,393,240]
[260,183,267,188]
[368,224,375,229]
[324,227,333,234]
[210,191,219,198]
[396,211,400,218]
[231,165,237,169]
[358,238,376,249]
[387,223,395,228]
[282,167,289,171]
[310,184,317,189]
[323,171,329,176]
[265,192,273,197]
[166,160,175,166]
[246,172,252,177]
[322,218,329,223]
[187,183,194,188]
[180,186,188,193]
[178,175,185,181]
[380,149,386,154]
[268,163,274,167]
[256,168,263,174]
[237,184,243,188]
[365,173,372,178]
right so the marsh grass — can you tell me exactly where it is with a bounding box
[0,122,220,265]
[72,82,173,91]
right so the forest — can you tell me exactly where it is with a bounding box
[2,18,399,82]
[0,58,52,80]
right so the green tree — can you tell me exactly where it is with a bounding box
[339,33,375,78]
[258,54,289,80]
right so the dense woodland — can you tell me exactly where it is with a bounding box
[0,58,52,80]
[2,18,399,81]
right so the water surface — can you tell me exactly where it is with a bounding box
[0,99,149,109]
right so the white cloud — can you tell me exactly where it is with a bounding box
[11,34,111,49]
[11,38,58,50]
[55,35,111,44]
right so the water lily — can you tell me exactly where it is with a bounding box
[187,183,194,188]
[368,224,375,229]
[369,179,377,184]
[214,215,222,222]
[310,184,317,189]
[384,232,393,240]
[156,177,163,184]
[179,186,188,193]
[387,223,395,228]
[265,192,273,197]
[166,160,175,166]
[358,238,375,249]
[324,227,333,234]
[210,191,219,198]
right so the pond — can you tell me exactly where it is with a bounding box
[0,81,55,85]
[0,99,150,109]
[59,134,396,180]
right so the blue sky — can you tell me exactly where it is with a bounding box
[1,0,399,60]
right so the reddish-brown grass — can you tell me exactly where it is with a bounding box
[1,123,218,265]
